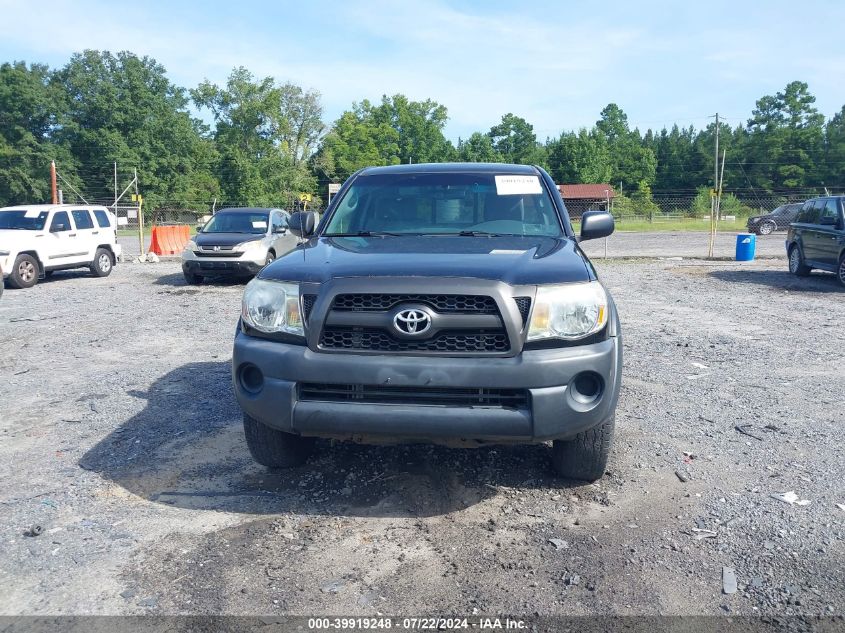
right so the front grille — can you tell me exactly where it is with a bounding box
[514,297,531,326]
[193,250,243,258]
[332,294,497,313]
[320,327,509,353]
[302,294,317,323]
[299,383,529,408]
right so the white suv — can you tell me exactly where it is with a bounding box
[0,204,123,289]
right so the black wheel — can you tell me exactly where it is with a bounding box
[837,254,845,288]
[183,272,203,285]
[758,220,775,235]
[90,248,113,277]
[550,415,615,482]
[8,254,39,289]
[788,245,811,277]
[264,251,276,266]
[242,413,315,468]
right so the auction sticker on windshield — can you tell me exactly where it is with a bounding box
[495,175,542,196]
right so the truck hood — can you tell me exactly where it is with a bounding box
[260,235,595,286]
[195,232,263,248]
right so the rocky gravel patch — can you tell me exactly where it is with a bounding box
[0,256,842,618]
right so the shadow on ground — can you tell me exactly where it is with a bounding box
[153,272,251,287]
[80,361,580,519]
[710,269,842,293]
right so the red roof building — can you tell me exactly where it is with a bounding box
[558,184,616,199]
[557,184,616,219]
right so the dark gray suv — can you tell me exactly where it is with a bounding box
[232,163,621,481]
[786,196,845,287]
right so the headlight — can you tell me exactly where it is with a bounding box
[234,240,264,253]
[528,281,608,341]
[241,279,303,335]
[184,240,197,251]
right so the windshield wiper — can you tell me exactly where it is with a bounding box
[457,230,507,237]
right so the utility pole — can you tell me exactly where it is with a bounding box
[114,162,118,210]
[50,161,58,204]
[708,113,720,258]
[134,168,144,256]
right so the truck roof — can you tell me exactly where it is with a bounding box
[0,204,111,212]
[358,163,541,176]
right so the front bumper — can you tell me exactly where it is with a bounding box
[232,331,622,443]
[183,258,264,277]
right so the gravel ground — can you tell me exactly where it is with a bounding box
[119,230,788,260]
[0,250,843,620]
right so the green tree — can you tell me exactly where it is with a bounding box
[595,103,656,189]
[546,129,612,184]
[487,113,544,164]
[824,106,845,186]
[744,81,825,189]
[0,61,73,206]
[192,67,321,205]
[456,132,501,163]
[315,95,453,182]
[52,50,217,208]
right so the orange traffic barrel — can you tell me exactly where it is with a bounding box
[150,225,191,256]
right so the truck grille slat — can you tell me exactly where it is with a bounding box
[320,326,509,353]
[318,293,510,354]
[514,297,531,326]
[332,293,497,313]
[299,383,529,409]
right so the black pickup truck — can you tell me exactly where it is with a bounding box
[232,163,622,481]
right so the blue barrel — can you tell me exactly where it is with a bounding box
[735,233,756,261]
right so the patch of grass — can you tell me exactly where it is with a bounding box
[572,218,750,233]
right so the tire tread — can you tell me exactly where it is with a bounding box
[243,414,314,468]
[550,416,615,482]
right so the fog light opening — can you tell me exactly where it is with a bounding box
[240,363,264,394]
[570,371,603,405]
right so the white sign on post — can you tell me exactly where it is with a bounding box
[328,183,341,194]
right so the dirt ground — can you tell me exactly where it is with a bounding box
[0,247,843,619]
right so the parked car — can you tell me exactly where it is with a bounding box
[232,163,621,481]
[181,207,298,284]
[786,196,845,286]
[0,205,122,289]
[747,203,803,235]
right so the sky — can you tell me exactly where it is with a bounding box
[2,0,845,143]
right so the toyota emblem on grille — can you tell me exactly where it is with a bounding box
[394,309,432,335]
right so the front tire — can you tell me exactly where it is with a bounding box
[837,254,845,288]
[91,248,113,277]
[550,415,615,482]
[788,245,811,277]
[243,414,315,468]
[264,251,276,267]
[758,221,775,235]
[9,254,39,289]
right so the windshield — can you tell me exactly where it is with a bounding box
[324,172,563,237]
[201,212,269,234]
[0,210,49,230]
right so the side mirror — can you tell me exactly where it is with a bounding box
[579,210,615,241]
[289,211,316,238]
